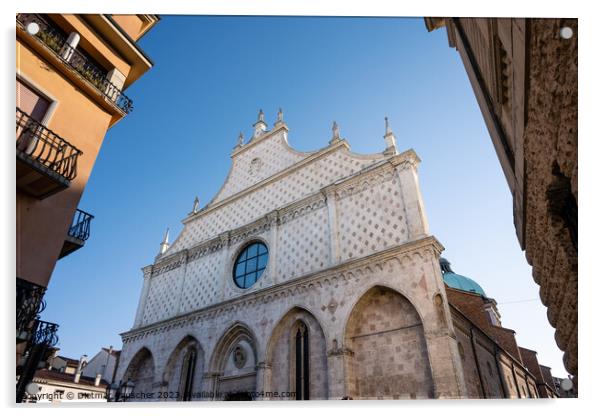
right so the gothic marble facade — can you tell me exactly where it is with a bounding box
[115,112,467,400]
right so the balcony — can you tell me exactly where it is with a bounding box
[59,209,94,259]
[16,108,82,199]
[16,318,59,402]
[29,319,59,348]
[16,278,47,345]
[16,13,133,114]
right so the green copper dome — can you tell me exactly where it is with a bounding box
[440,258,486,297]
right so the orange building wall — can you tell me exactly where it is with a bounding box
[16,39,113,287]
[111,15,146,41]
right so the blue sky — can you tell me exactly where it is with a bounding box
[41,15,567,376]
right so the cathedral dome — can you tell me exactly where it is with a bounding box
[439,258,486,297]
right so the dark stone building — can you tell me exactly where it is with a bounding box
[424,17,577,383]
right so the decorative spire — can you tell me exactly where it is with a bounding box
[383,116,398,156]
[252,109,268,139]
[191,196,199,214]
[274,107,285,127]
[159,228,170,255]
[237,132,244,147]
[330,121,341,144]
[385,116,392,135]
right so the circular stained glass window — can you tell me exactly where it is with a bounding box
[233,242,268,289]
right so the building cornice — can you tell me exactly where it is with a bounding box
[99,14,155,67]
[122,236,444,342]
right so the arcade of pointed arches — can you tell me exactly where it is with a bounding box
[120,285,435,401]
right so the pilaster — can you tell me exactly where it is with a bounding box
[255,361,272,399]
[133,265,153,328]
[326,346,354,399]
[174,251,189,315]
[217,232,231,302]
[323,185,341,266]
[201,372,221,401]
[391,150,430,239]
[267,212,279,285]
[424,332,468,398]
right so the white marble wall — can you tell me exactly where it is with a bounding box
[136,147,428,328]
[117,236,467,399]
[118,126,466,400]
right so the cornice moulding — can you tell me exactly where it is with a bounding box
[122,235,443,342]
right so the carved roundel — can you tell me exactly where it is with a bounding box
[233,345,247,369]
[249,157,263,177]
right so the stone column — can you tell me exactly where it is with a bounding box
[391,150,429,240]
[326,346,353,399]
[133,266,153,328]
[323,186,341,266]
[201,372,221,401]
[153,380,168,401]
[255,362,272,400]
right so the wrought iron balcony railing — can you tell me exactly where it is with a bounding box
[16,13,133,113]
[59,208,94,259]
[30,319,59,348]
[16,108,82,182]
[16,278,47,344]
[68,209,94,242]
[16,318,59,403]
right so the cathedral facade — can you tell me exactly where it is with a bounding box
[114,110,550,400]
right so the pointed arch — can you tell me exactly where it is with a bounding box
[209,322,258,400]
[266,306,328,400]
[162,335,204,401]
[341,282,427,333]
[344,285,434,399]
[122,347,156,401]
[209,322,258,372]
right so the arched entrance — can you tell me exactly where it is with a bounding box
[122,347,156,401]
[210,323,258,400]
[162,335,204,401]
[266,307,328,400]
[345,286,434,399]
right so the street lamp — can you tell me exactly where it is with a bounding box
[119,379,135,402]
[106,382,119,402]
[106,379,135,402]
